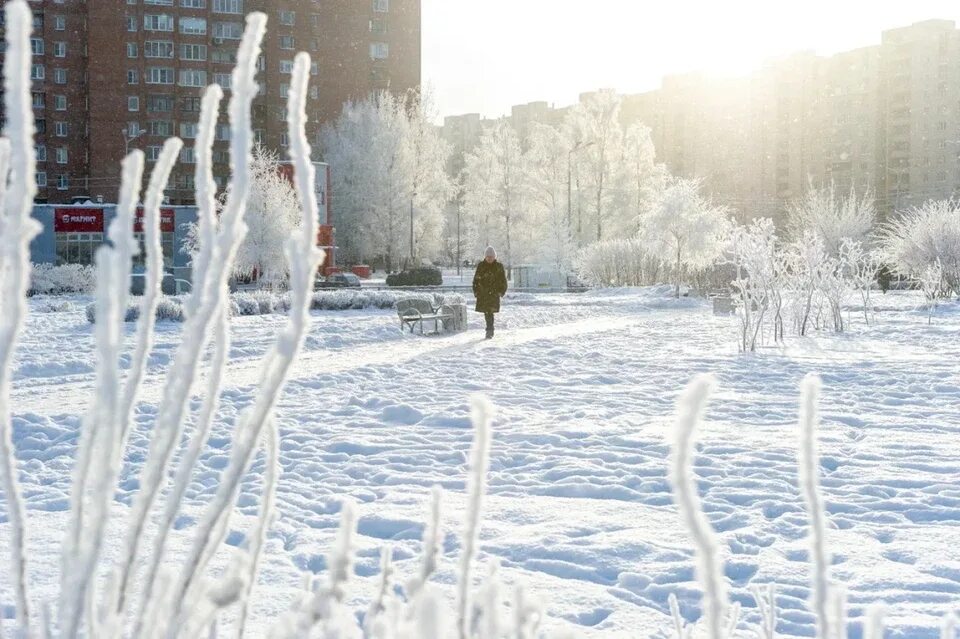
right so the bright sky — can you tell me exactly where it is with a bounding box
[422,0,960,120]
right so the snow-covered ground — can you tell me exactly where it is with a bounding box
[3,288,960,637]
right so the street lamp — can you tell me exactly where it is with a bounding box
[122,127,143,155]
[567,139,595,238]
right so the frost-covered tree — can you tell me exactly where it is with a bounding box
[787,185,876,256]
[840,239,882,324]
[640,178,729,298]
[726,218,782,351]
[619,122,666,237]
[321,92,414,270]
[565,90,624,243]
[462,120,524,267]
[878,199,960,297]
[403,91,453,264]
[524,123,575,273]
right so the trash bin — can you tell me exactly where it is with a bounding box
[440,303,468,332]
[351,265,371,279]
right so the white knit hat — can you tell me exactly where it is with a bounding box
[484,246,497,259]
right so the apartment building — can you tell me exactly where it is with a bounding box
[5,0,420,205]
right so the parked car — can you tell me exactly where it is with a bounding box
[130,272,192,296]
[386,266,443,287]
[315,272,362,289]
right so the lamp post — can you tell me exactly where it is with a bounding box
[122,127,143,155]
[567,139,595,240]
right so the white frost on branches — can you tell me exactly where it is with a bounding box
[787,185,875,257]
[879,199,960,298]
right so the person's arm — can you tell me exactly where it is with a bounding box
[498,264,508,296]
[472,264,480,295]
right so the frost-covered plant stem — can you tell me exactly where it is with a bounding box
[863,603,885,639]
[750,584,777,639]
[668,374,728,639]
[133,86,224,636]
[164,48,321,634]
[457,395,494,639]
[112,14,266,622]
[798,374,832,639]
[236,418,280,639]
[0,2,42,632]
[943,613,957,639]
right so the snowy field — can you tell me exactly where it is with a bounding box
[3,288,960,637]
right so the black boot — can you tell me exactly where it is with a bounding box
[484,312,494,339]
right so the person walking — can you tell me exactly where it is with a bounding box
[472,246,508,339]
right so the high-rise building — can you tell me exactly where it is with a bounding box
[4,0,421,204]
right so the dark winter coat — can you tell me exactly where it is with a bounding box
[473,260,508,313]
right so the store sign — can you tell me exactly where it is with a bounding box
[54,208,104,232]
[134,207,176,233]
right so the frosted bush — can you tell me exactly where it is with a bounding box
[86,297,185,324]
[575,237,660,287]
[787,185,876,256]
[879,199,960,297]
[30,263,96,295]
[34,299,75,313]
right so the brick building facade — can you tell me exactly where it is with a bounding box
[4,0,420,205]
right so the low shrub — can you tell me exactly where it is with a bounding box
[30,264,96,295]
[385,267,443,287]
[86,297,184,324]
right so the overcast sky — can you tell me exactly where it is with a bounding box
[422,0,960,120]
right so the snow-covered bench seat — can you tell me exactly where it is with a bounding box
[396,298,454,335]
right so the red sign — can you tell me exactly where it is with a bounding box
[54,208,104,233]
[317,224,334,248]
[134,207,176,233]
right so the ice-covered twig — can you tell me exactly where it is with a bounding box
[112,13,266,622]
[750,583,777,639]
[478,559,501,639]
[863,603,885,639]
[408,485,443,597]
[943,613,957,639]
[236,418,280,639]
[166,46,322,631]
[668,593,687,639]
[457,394,494,639]
[0,2,41,632]
[59,148,146,639]
[668,374,728,639]
[830,587,847,639]
[798,374,832,639]
[363,545,395,637]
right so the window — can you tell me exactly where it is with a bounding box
[36,171,47,187]
[311,62,318,76]
[127,43,138,58]
[280,132,289,147]
[54,15,66,30]
[254,129,264,145]
[32,12,43,30]
[126,16,137,31]
[30,38,44,55]
[53,68,67,84]
[144,0,174,4]
[370,42,388,60]
[180,43,207,60]
[213,72,231,89]
[279,60,293,74]
[56,147,68,164]
[127,121,141,136]
[211,50,236,64]
[278,10,295,25]
[31,64,44,80]
[179,146,195,164]
[179,17,207,35]
[213,0,242,13]
[279,84,289,98]
[146,67,175,84]
[55,121,68,137]
[36,145,47,162]
[127,69,139,84]
[279,35,294,50]
[178,68,206,87]
[181,96,201,112]
[53,42,66,57]
[213,21,242,39]
[369,18,387,35]
[145,40,174,58]
[54,95,66,110]
[179,122,197,139]
[373,0,389,12]
[309,38,319,51]
[128,96,140,111]
[149,120,172,136]
[309,85,318,99]
[310,14,320,27]
[32,92,44,109]
[215,123,230,141]
[143,14,175,31]
[56,231,105,263]
[35,119,46,134]
[57,174,69,190]
[146,145,162,161]
[180,0,205,6]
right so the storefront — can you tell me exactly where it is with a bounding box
[30,204,198,281]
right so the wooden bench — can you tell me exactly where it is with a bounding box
[396,298,454,335]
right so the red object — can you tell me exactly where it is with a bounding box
[351,265,371,279]
[324,266,341,276]
[134,207,176,232]
[54,208,104,232]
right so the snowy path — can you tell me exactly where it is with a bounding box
[4,290,960,637]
